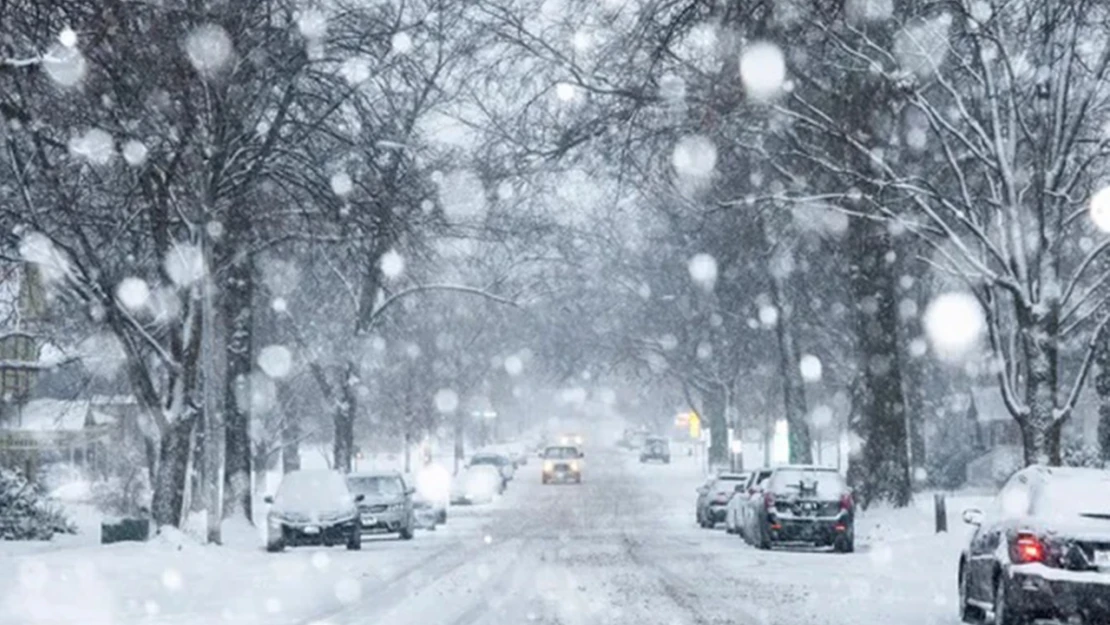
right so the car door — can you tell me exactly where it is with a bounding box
[968,473,1029,601]
[742,470,772,538]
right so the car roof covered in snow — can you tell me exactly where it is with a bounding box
[347,470,403,479]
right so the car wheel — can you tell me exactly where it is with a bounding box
[399,520,415,541]
[437,509,447,524]
[346,526,362,550]
[266,537,285,553]
[958,562,983,623]
[756,524,771,550]
[833,531,854,553]
[993,574,1026,625]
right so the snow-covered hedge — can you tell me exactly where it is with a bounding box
[0,467,76,540]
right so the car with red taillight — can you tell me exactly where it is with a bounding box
[958,465,1110,625]
[740,465,854,552]
[695,472,749,528]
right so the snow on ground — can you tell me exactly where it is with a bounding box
[0,444,984,625]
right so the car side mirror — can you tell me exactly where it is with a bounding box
[962,508,984,526]
[579,452,585,458]
[263,495,274,504]
[405,487,415,496]
[354,494,365,502]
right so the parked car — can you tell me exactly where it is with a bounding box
[741,465,854,552]
[264,470,363,552]
[469,452,516,486]
[725,468,773,536]
[640,436,671,463]
[451,465,504,504]
[958,465,1110,625]
[413,463,451,524]
[695,472,749,528]
[346,471,415,540]
[541,445,584,484]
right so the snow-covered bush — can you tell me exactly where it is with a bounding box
[0,468,76,540]
[1062,440,1105,469]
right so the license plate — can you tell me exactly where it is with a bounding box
[361,516,377,525]
[302,526,320,535]
[1095,551,1110,567]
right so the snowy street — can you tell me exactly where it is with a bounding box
[2,446,979,625]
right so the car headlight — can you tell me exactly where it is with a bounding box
[388,503,405,512]
[544,461,554,471]
[570,461,579,471]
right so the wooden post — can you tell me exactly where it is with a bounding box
[935,493,947,533]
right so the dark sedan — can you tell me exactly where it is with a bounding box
[742,465,854,552]
[958,466,1110,625]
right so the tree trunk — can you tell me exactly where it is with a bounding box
[1095,335,1110,463]
[769,267,812,464]
[1018,301,1061,465]
[222,252,254,521]
[151,412,199,528]
[454,413,465,474]
[704,390,728,468]
[333,361,357,473]
[848,217,912,507]
[281,412,301,473]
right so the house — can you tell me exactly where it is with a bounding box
[964,387,1023,487]
[0,395,135,478]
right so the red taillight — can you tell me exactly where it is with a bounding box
[840,493,853,512]
[1012,533,1045,564]
[764,491,775,510]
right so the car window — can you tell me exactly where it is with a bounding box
[768,469,845,498]
[543,447,580,459]
[347,476,405,497]
[996,473,1033,517]
[274,471,352,511]
[1032,472,1110,520]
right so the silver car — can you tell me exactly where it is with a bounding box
[346,472,416,540]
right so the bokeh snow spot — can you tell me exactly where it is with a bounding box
[116,277,151,311]
[164,243,206,287]
[330,172,353,197]
[555,82,579,102]
[437,169,487,220]
[434,388,459,413]
[739,42,786,101]
[696,341,712,360]
[19,231,71,282]
[673,135,717,179]
[311,552,330,571]
[483,534,492,544]
[161,568,183,591]
[923,292,984,362]
[811,405,833,428]
[297,10,328,39]
[271,297,288,313]
[391,32,413,54]
[799,354,822,382]
[68,128,115,165]
[340,57,371,85]
[144,600,160,615]
[380,250,405,279]
[58,27,78,47]
[658,73,686,102]
[334,578,361,604]
[122,140,149,166]
[758,304,779,327]
[43,44,87,87]
[504,355,524,376]
[184,24,234,77]
[258,345,293,379]
[1090,186,1110,232]
[688,253,718,289]
[77,333,127,378]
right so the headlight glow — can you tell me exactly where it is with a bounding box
[544,461,554,471]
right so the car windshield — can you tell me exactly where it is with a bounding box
[273,471,353,512]
[9,1,1104,622]
[1034,472,1110,520]
[769,470,845,499]
[347,476,405,498]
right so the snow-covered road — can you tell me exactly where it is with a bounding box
[1,447,978,625]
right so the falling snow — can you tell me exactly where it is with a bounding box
[739,42,787,101]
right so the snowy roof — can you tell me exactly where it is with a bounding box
[7,398,119,431]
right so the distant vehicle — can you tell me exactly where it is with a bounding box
[740,465,854,552]
[469,452,516,485]
[958,466,1110,625]
[695,472,749,528]
[346,472,416,540]
[451,465,504,505]
[541,445,584,484]
[264,470,363,552]
[725,468,773,537]
[626,430,648,449]
[639,436,671,463]
[413,463,451,525]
